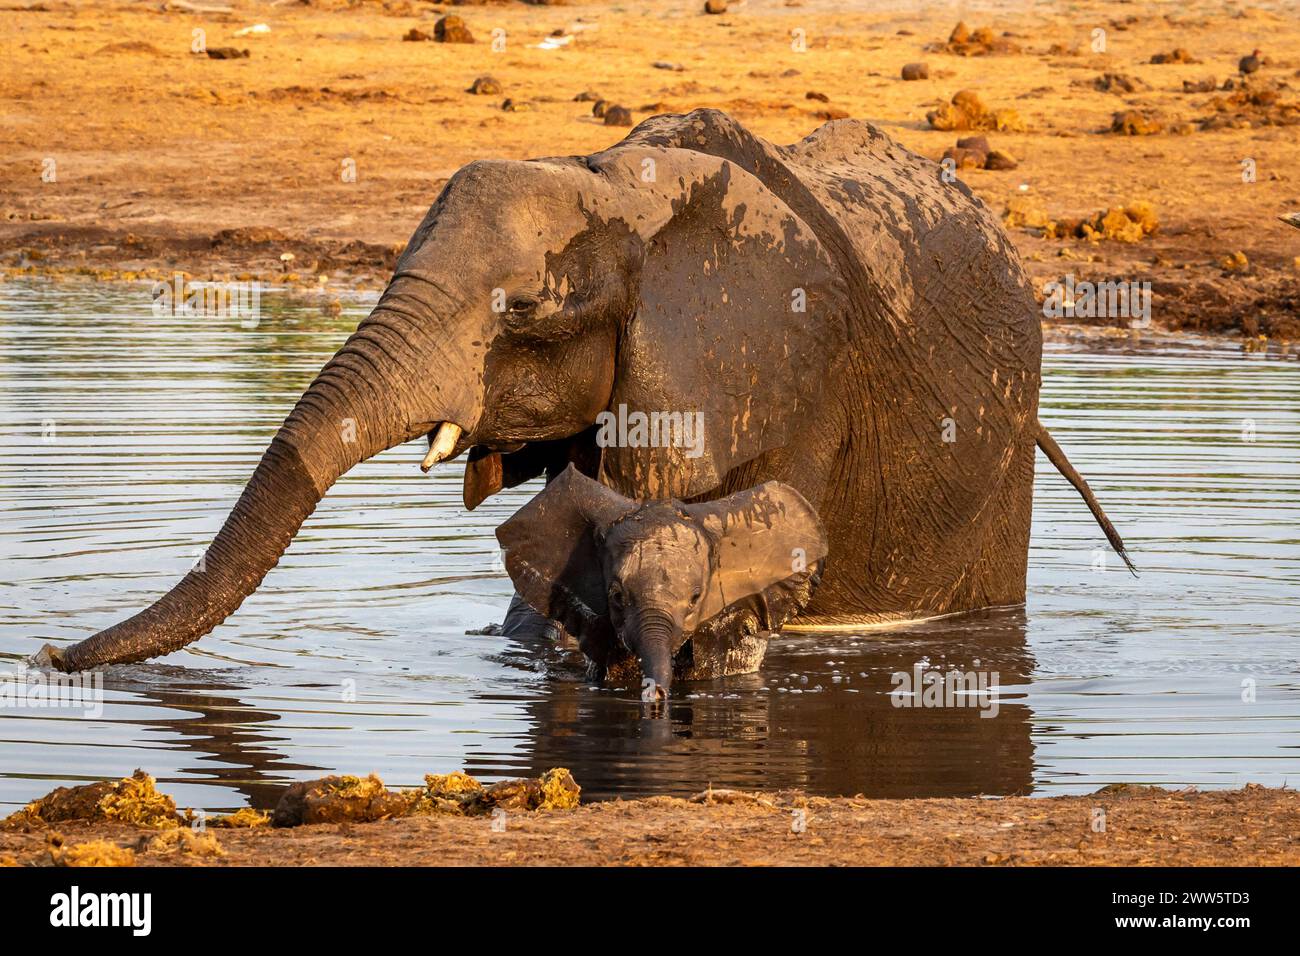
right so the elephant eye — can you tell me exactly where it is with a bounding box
[689,588,702,606]
[507,294,540,318]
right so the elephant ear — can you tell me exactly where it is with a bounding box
[598,154,848,499]
[684,481,828,622]
[495,464,636,637]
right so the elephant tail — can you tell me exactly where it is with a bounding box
[1035,421,1137,575]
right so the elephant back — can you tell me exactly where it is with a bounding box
[612,110,1043,620]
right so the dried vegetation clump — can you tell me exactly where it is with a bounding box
[1108,108,1199,135]
[941,135,1018,171]
[146,828,226,858]
[1150,48,1200,64]
[1199,80,1300,129]
[1005,198,1159,243]
[4,765,581,850]
[930,22,1021,57]
[209,807,272,828]
[270,768,580,826]
[1085,73,1150,94]
[39,832,136,867]
[2,770,185,830]
[927,90,1025,132]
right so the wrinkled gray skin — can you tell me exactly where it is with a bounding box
[44,109,1131,673]
[497,465,827,698]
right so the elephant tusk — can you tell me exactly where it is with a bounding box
[421,422,463,473]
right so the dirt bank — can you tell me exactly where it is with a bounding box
[3,785,1297,867]
[3,0,1299,338]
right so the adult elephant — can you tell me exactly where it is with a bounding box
[45,109,1129,672]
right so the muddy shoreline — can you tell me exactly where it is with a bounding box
[3,0,1299,339]
[6,227,1297,360]
[3,785,1297,867]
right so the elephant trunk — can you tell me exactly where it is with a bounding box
[46,303,456,672]
[633,609,677,700]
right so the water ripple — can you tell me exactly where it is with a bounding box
[1,281,1297,809]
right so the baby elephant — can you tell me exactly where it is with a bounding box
[496,465,828,699]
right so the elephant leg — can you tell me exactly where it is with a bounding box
[499,593,570,645]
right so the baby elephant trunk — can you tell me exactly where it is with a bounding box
[633,609,677,701]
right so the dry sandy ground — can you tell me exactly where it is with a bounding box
[2,785,1297,866]
[2,0,1299,338]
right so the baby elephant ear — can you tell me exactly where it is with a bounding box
[495,465,636,636]
[684,482,828,621]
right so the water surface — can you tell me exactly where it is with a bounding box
[1,281,1297,811]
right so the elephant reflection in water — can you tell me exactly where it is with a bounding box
[114,673,315,811]
[470,608,1036,800]
[89,611,1033,808]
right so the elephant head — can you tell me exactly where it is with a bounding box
[496,465,827,698]
[47,112,847,671]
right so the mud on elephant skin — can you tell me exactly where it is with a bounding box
[497,465,828,698]
[42,109,1132,672]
